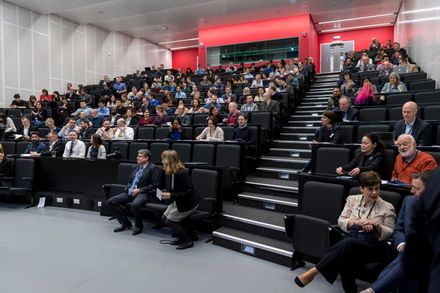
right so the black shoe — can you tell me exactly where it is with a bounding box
[114,222,132,232]
[176,240,194,250]
[169,239,185,245]
[132,226,143,236]
[294,276,305,288]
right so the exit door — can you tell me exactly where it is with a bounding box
[320,41,354,73]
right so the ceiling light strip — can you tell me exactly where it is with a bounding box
[319,23,394,33]
[318,13,396,24]
[399,16,440,24]
[401,7,440,14]
[158,38,199,45]
[170,45,199,51]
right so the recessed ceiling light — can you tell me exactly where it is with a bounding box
[158,37,199,45]
[318,13,396,24]
[161,27,168,30]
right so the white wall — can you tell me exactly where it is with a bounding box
[395,0,440,87]
[0,0,172,106]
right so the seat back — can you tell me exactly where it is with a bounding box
[339,125,354,143]
[192,144,215,165]
[172,143,192,162]
[408,79,435,91]
[315,147,351,176]
[16,141,29,154]
[110,141,129,160]
[149,142,170,163]
[128,142,149,161]
[359,108,387,122]
[357,125,390,142]
[155,127,170,139]
[250,111,272,130]
[301,181,346,223]
[381,148,396,180]
[194,126,205,139]
[414,90,440,104]
[386,93,412,106]
[215,144,241,169]
[14,158,35,188]
[423,106,440,121]
[221,126,234,140]
[193,113,209,125]
[116,163,136,184]
[137,127,155,139]
[191,168,220,213]
[1,141,16,155]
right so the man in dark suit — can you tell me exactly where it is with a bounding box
[106,149,161,235]
[403,167,440,293]
[38,130,65,157]
[334,96,359,122]
[259,92,280,117]
[361,171,430,293]
[393,101,431,146]
[16,116,38,140]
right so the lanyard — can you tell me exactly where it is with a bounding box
[357,195,376,219]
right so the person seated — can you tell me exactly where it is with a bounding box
[379,72,407,103]
[175,105,191,125]
[188,99,206,114]
[44,118,60,134]
[301,110,344,173]
[78,87,94,106]
[87,134,107,159]
[159,150,200,250]
[106,149,161,235]
[391,134,437,184]
[137,110,154,126]
[152,105,170,126]
[336,133,384,177]
[378,61,393,77]
[195,64,205,75]
[223,102,240,126]
[113,118,134,140]
[0,147,13,179]
[220,86,237,103]
[356,52,373,67]
[360,171,430,293]
[342,58,357,73]
[31,101,48,128]
[254,87,265,102]
[240,95,259,112]
[259,92,280,118]
[393,101,431,146]
[106,95,117,109]
[358,57,375,72]
[196,117,224,142]
[72,101,92,117]
[95,119,114,140]
[78,118,93,140]
[295,171,396,293]
[62,130,86,158]
[354,78,377,106]
[203,95,222,110]
[160,80,174,93]
[199,75,212,87]
[232,114,255,144]
[39,89,52,102]
[37,130,64,157]
[17,116,38,140]
[167,119,187,141]
[340,72,356,98]
[0,113,17,137]
[112,77,127,96]
[124,108,138,127]
[174,86,187,100]
[10,94,27,108]
[334,96,359,122]
[24,132,47,155]
[400,55,418,73]
[327,87,342,109]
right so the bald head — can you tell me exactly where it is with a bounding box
[402,101,417,123]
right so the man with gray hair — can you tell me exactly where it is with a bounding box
[391,134,437,183]
[113,118,134,140]
[334,96,359,122]
[224,102,240,126]
[106,149,161,235]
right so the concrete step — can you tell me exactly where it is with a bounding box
[237,192,298,214]
[279,132,315,141]
[255,166,302,181]
[268,147,311,158]
[271,139,311,149]
[281,126,318,133]
[259,156,308,169]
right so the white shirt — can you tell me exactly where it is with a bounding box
[62,140,86,158]
[113,126,134,140]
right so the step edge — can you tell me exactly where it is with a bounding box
[238,193,298,207]
[223,213,286,232]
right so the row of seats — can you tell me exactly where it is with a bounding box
[356,104,440,121]
[310,144,440,179]
[349,71,428,85]
[337,123,440,145]
[372,89,440,106]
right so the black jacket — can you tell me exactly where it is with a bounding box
[40,141,65,157]
[165,168,200,213]
[314,125,344,144]
[393,117,432,146]
[341,150,384,174]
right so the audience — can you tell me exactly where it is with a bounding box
[327,87,342,109]
[232,114,255,144]
[0,147,13,178]
[380,72,407,102]
[167,119,187,141]
[393,101,431,146]
[354,78,376,105]
[87,134,107,159]
[39,130,64,157]
[196,117,224,142]
[24,132,47,155]
[391,134,437,183]
[113,118,134,140]
[334,96,359,122]
[17,116,37,140]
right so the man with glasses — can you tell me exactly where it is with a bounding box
[391,134,437,183]
[62,130,86,158]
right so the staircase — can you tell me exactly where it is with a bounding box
[213,72,340,266]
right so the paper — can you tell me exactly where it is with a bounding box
[37,197,46,208]
[156,188,162,200]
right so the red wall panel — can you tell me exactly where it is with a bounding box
[318,26,394,52]
[198,14,318,67]
[172,48,199,71]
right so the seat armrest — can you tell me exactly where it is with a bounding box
[102,184,127,199]
[329,224,349,245]
[102,183,127,189]
[22,177,33,181]
[0,177,14,187]
[284,214,297,238]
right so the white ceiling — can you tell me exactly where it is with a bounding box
[7,0,402,49]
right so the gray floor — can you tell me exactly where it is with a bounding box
[0,204,350,293]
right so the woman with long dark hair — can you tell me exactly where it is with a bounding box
[87,134,107,159]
